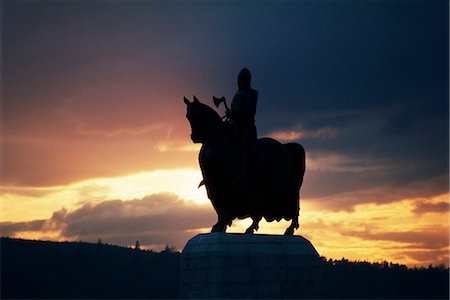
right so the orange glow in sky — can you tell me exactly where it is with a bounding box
[2,168,448,267]
[1,0,448,269]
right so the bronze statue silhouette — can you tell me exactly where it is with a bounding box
[184,70,305,235]
[228,68,258,183]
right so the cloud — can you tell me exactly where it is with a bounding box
[0,220,46,237]
[413,201,450,215]
[74,121,166,138]
[402,249,449,266]
[267,126,338,142]
[155,140,201,153]
[346,227,449,250]
[2,0,447,200]
[0,185,61,198]
[0,193,216,250]
[1,132,199,186]
[297,197,449,267]
[303,174,448,212]
[306,153,390,173]
[2,191,448,266]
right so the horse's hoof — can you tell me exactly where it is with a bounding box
[284,228,294,235]
[211,224,219,232]
[245,228,254,234]
[213,224,226,233]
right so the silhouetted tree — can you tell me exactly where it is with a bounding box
[162,244,177,253]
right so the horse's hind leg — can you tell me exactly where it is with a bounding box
[284,216,299,235]
[211,222,224,233]
[211,215,231,233]
[245,216,262,234]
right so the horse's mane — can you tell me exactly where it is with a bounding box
[195,102,223,127]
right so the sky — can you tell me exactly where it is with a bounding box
[1,0,449,267]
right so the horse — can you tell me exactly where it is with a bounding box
[184,96,306,235]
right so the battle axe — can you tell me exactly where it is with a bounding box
[213,96,230,116]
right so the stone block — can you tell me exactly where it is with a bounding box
[188,257,209,270]
[182,283,208,299]
[207,282,224,298]
[226,267,252,282]
[179,233,320,299]
[250,255,279,267]
[251,266,281,281]
[281,266,311,281]
[256,282,281,298]
[281,280,303,298]
[284,254,311,266]
[187,269,209,283]
[208,256,228,269]
[225,255,249,268]
[207,268,227,283]
[223,282,253,298]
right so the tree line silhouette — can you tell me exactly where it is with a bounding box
[1,237,448,299]
[318,257,448,299]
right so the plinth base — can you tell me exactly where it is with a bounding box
[179,233,320,299]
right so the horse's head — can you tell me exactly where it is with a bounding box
[184,96,222,143]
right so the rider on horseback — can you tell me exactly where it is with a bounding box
[211,68,262,217]
[229,68,258,181]
[185,69,304,234]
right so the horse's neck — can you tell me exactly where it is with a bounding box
[204,126,230,148]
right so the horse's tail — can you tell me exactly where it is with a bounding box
[279,142,305,224]
[254,138,305,187]
[282,143,306,188]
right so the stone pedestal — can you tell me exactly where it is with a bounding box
[179,233,320,299]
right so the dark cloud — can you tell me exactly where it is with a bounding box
[0,194,216,250]
[347,227,449,250]
[303,173,448,211]
[413,201,450,215]
[402,249,449,265]
[1,0,448,212]
[61,194,216,248]
[299,217,449,266]
[0,220,46,237]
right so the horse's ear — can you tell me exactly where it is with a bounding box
[193,95,200,103]
[183,97,191,105]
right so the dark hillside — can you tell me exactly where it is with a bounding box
[1,237,448,299]
[319,258,449,299]
[1,238,179,299]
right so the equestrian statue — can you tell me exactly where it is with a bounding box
[184,68,305,235]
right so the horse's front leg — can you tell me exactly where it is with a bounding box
[211,215,230,233]
[211,222,226,233]
[245,215,262,234]
[284,216,299,235]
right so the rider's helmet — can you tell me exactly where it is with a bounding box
[238,68,251,91]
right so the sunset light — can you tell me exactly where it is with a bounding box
[1,0,448,272]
